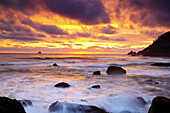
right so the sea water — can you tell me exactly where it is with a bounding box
[0,53,169,113]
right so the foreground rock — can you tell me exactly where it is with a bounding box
[148,96,170,113]
[151,63,170,67]
[93,71,101,75]
[49,101,106,113]
[106,66,126,75]
[127,51,137,56]
[54,82,70,88]
[0,97,26,113]
[137,31,170,57]
[18,99,32,107]
[91,85,101,89]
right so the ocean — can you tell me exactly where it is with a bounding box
[0,53,169,113]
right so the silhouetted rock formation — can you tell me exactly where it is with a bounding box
[49,101,106,113]
[127,51,137,56]
[37,51,42,54]
[151,63,170,67]
[53,63,59,66]
[0,97,26,113]
[106,66,126,75]
[91,85,101,89]
[18,99,32,107]
[93,71,101,75]
[148,96,170,113]
[54,82,70,88]
[137,31,170,57]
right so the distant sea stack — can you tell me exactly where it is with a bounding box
[137,31,170,57]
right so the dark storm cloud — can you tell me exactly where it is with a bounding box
[21,18,68,35]
[43,0,110,24]
[0,0,37,14]
[117,0,170,28]
[76,32,91,37]
[101,25,117,34]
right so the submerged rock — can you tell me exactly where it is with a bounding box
[151,63,170,67]
[18,99,32,107]
[106,66,126,75]
[91,85,101,89]
[143,79,160,84]
[0,97,26,113]
[148,96,170,113]
[54,82,70,88]
[49,101,106,113]
[53,63,59,66]
[119,110,131,113]
[93,71,101,75]
[136,97,147,105]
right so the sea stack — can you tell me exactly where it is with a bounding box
[137,31,170,57]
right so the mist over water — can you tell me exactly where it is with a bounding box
[0,53,169,113]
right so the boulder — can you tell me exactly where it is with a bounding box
[127,51,137,56]
[91,85,101,89]
[0,97,26,113]
[151,63,170,67]
[54,82,70,88]
[93,71,101,75]
[18,99,32,107]
[49,101,106,113]
[53,63,59,66]
[137,31,170,57]
[148,96,170,113]
[106,66,126,75]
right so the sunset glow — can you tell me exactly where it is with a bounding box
[0,0,169,54]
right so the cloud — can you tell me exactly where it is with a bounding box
[37,34,46,37]
[21,18,68,35]
[114,37,127,41]
[101,25,117,34]
[0,26,13,31]
[76,32,91,37]
[117,0,170,28]
[43,0,110,25]
[14,26,31,32]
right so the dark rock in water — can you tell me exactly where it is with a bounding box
[49,101,106,113]
[37,51,41,54]
[137,31,170,57]
[151,63,170,67]
[93,71,101,75]
[53,63,59,66]
[148,96,170,113]
[81,99,88,102]
[127,51,137,56]
[106,66,126,75]
[91,85,101,89]
[54,82,70,88]
[137,97,147,105]
[119,110,131,113]
[18,99,32,107]
[0,97,26,113]
[143,79,160,84]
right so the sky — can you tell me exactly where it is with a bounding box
[0,0,169,54]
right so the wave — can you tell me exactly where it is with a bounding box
[97,58,128,61]
[109,63,148,66]
[0,61,55,66]
[18,57,97,60]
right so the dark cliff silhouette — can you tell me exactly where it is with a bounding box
[137,31,170,57]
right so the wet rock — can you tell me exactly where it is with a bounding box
[93,71,101,75]
[0,97,26,113]
[143,79,160,84]
[54,82,70,88]
[18,99,32,107]
[106,66,126,75]
[127,51,137,56]
[119,110,131,113]
[49,101,106,113]
[137,97,147,105]
[151,63,170,67]
[91,85,101,89]
[148,96,170,113]
[81,99,88,102]
[53,63,59,66]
